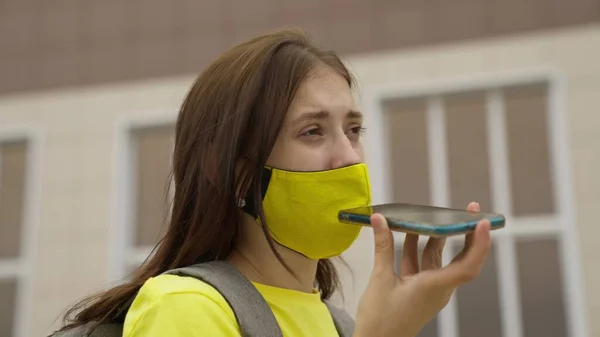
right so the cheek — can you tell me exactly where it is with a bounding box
[265,140,286,168]
[267,141,329,171]
[291,149,328,171]
[355,143,365,162]
[279,148,328,171]
[265,137,305,169]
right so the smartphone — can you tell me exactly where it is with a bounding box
[338,203,505,237]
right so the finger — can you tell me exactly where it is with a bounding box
[400,233,420,276]
[453,232,476,266]
[466,201,480,212]
[462,201,479,253]
[429,219,491,288]
[464,231,475,250]
[422,237,447,270]
[451,231,475,264]
[371,213,395,276]
[450,250,465,264]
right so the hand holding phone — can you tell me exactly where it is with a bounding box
[353,202,492,337]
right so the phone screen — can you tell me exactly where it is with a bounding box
[339,203,505,236]
[368,204,498,226]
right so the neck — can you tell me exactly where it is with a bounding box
[226,212,318,293]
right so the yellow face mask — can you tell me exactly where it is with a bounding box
[243,163,372,260]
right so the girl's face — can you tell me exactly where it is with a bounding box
[267,65,364,172]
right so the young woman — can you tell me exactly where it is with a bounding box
[57,29,491,337]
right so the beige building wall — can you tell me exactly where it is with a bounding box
[342,23,600,337]
[0,80,194,336]
[0,24,599,336]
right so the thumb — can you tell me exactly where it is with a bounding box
[371,213,395,275]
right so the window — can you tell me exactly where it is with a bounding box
[365,71,587,337]
[111,114,176,281]
[0,135,36,337]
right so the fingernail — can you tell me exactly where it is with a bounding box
[371,214,388,231]
[370,215,381,230]
[479,219,491,230]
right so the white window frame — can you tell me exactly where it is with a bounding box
[109,109,177,283]
[0,125,42,337]
[361,68,589,337]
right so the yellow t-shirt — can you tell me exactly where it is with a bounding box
[122,274,339,337]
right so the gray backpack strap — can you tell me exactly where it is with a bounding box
[85,323,123,337]
[164,260,283,337]
[324,301,355,337]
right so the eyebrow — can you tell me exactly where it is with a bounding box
[291,110,364,126]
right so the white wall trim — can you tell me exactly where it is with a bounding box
[0,260,26,278]
[424,97,458,337]
[362,68,589,337]
[125,247,155,267]
[547,73,590,337]
[362,67,562,102]
[394,223,566,246]
[486,89,523,337]
[108,109,178,283]
[426,97,450,209]
[0,125,43,337]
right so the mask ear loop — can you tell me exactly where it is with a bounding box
[239,167,273,218]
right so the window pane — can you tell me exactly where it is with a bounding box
[133,125,175,247]
[0,278,17,337]
[454,241,503,337]
[0,141,27,259]
[394,244,439,337]
[505,84,555,216]
[382,98,431,204]
[516,238,567,337]
[444,91,493,211]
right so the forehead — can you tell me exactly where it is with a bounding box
[287,66,357,118]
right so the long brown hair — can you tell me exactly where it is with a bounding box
[58,28,354,331]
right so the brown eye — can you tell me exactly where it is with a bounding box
[347,126,366,135]
[351,126,366,134]
[301,128,323,137]
[346,125,366,142]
